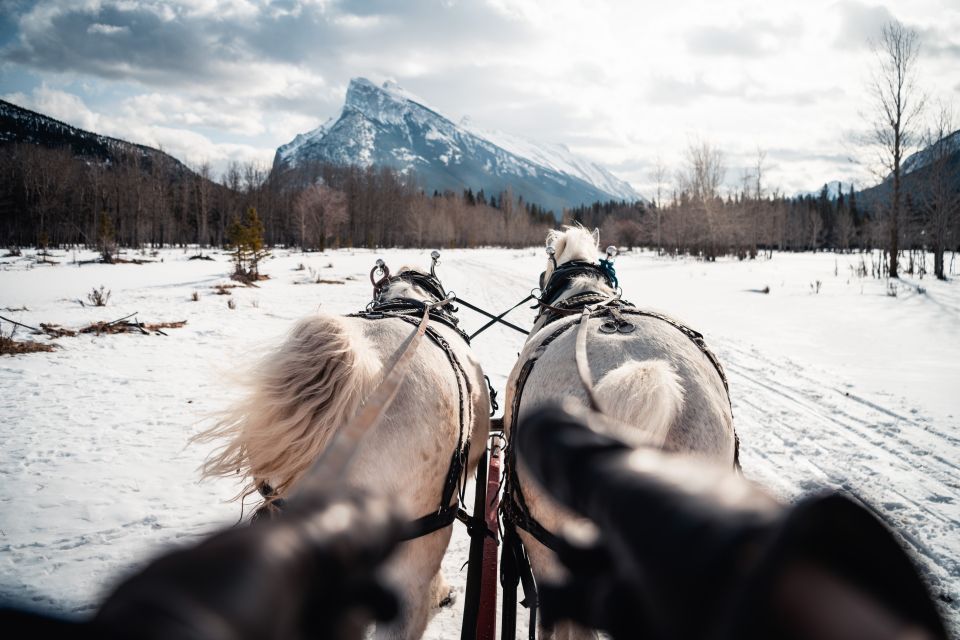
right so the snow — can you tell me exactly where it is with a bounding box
[344,77,446,129]
[463,123,643,202]
[903,130,960,176]
[1,247,958,636]
[273,78,643,205]
[275,114,338,167]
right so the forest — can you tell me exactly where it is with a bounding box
[2,137,956,280]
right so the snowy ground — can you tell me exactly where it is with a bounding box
[1,246,958,637]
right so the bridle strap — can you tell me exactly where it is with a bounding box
[575,307,603,413]
[539,260,615,308]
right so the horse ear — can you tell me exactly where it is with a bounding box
[591,228,600,247]
[545,229,560,248]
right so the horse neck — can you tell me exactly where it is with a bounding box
[555,274,611,303]
[530,274,613,335]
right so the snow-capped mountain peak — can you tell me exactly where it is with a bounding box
[902,129,960,175]
[463,124,638,203]
[274,77,642,212]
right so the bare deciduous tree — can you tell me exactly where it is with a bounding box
[868,20,925,278]
[678,140,726,260]
[294,183,348,251]
[650,157,668,255]
[919,105,960,280]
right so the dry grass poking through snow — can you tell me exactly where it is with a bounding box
[0,331,55,355]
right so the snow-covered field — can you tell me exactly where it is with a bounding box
[1,246,958,636]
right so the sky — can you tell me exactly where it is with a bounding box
[1,0,959,198]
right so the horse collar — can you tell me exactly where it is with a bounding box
[539,260,616,308]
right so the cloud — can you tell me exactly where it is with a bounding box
[2,84,273,172]
[687,19,802,57]
[119,93,267,137]
[4,3,226,86]
[833,1,897,49]
[1,0,529,91]
[920,27,960,59]
[645,75,751,106]
[86,23,129,36]
[2,84,102,131]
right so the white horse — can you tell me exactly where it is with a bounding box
[503,226,737,640]
[197,262,490,640]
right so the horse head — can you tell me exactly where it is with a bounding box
[536,227,618,325]
[542,225,600,286]
[372,251,452,307]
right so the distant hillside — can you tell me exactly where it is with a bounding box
[274,77,643,214]
[0,99,192,176]
[855,130,960,211]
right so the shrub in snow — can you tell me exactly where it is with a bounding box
[227,207,270,283]
[87,286,111,307]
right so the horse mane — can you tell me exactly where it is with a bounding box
[546,225,600,265]
[541,226,608,304]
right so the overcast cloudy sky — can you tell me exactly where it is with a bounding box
[1,0,959,196]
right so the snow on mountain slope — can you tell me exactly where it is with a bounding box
[461,122,639,202]
[274,78,642,212]
[902,129,960,176]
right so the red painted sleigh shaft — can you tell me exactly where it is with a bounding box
[477,437,503,640]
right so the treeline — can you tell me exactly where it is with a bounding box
[573,139,958,280]
[570,186,873,257]
[0,144,554,250]
[2,140,956,275]
[572,184,958,275]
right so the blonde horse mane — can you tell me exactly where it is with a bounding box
[195,264,441,504]
[543,225,600,283]
[195,314,382,502]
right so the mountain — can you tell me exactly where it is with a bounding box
[902,130,960,176]
[0,98,191,175]
[857,129,960,210]
[273,78,642,213]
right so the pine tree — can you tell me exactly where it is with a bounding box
[245,207,269,277]
[227,215,250,277]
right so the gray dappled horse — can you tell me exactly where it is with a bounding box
[198,262,490,639]
[503,226,737,640]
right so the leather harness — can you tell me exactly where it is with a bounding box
[258,269,492,543]
[503,261,741,554]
